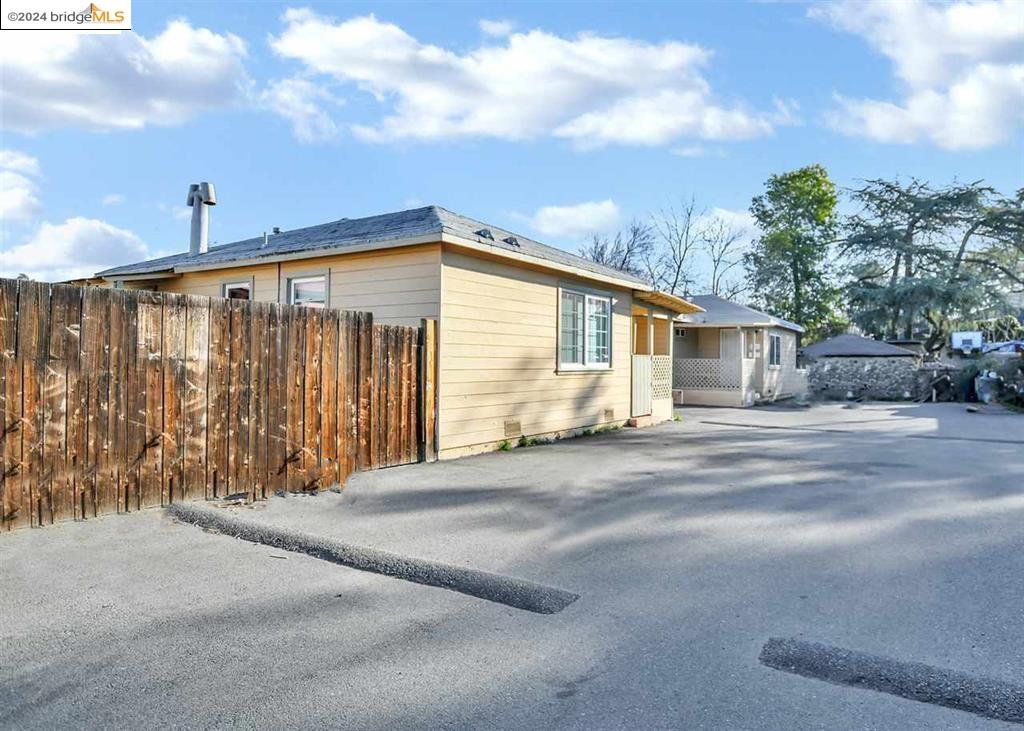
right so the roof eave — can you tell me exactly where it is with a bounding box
[98,271,179,281]
[100,233,445,279]
[98,223,661,291]
[674,319,803,333]
[440,231,649,290]
[633,289,704,314]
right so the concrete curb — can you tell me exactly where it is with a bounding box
[168,502,579,615]
[759,637,1024,725]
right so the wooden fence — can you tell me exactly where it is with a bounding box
[0,278,437,531]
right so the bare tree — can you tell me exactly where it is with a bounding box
[578,219,655,280]
[702,216,748,299]
[649,196,704,295]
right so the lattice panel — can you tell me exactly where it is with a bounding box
[651,355,672,399]
[674,358,741,390]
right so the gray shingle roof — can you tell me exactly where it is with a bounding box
[802,333,918,358]
[684,294,804,333]
[97,205,646,286]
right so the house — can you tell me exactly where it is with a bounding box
[95,203,702,459]
[671,294,805,407]
[803,333,919,400]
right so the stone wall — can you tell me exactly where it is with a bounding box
[807,356,919,400]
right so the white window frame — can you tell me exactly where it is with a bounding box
[558,286,613,371]
[768,333,782,368]
[288,274,327,309]
[222,280,253,300]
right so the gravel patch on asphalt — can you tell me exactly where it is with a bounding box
[700,419,1024,445]
[759,637,1024,725]
[168,502,579,614]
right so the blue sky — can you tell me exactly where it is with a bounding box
[1,0,1022,282]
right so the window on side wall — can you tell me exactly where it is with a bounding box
[223,281,251,300]
[559,288,611,370]
[289,275,326,308]
[769,333,781,367]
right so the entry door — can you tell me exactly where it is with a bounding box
[632,355,652,416]
[720,330,743,386]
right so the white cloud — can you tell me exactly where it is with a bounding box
[530,200,621,238]
[0,150,42,222]
[260,77,342,143]
[1,217,148,282]
[269,9,785,148]
[0,20,248,133]
[102,193,125,206]
[479,19,515,37]
[811,0,1024,149]
[0,150,41,176]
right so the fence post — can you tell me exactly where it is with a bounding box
[418,318,438,463]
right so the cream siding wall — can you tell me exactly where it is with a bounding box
[151,244,441,326]
[674,330,698,358]
[156,264,279,300]
[697,329,721,358]
[439,250,633,457]
[759,327,804,399]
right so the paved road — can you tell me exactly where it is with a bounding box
[2,403,1022,729]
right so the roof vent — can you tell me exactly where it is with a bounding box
[186,182,216,255]
[502,236,520,247]
[474,228,494,241]
[272,226,282,235]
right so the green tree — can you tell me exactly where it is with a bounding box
[842,179,1022,352]
[744,164,842,341]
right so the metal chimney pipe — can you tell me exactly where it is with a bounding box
[186,182,217,255]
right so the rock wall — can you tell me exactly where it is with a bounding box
[807,356,919,400]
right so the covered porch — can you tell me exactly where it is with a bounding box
[629,304,674,423]
[627,292,704,425]
[672,326,755,407]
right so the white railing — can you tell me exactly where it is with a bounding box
[651,355,672,400]
[674,358,741,390]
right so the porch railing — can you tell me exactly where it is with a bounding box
[652,355,672,399]
[673,358,741,390]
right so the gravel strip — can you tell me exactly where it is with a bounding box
[701,420,1024,445]
[759,637,1024,725]
[168,502,579,614]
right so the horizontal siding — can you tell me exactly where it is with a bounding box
[156,264,278,300]
[439,250,632,453]
[761,327,802,398]
[155,244,441,326]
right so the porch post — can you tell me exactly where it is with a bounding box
[647,308,654,355]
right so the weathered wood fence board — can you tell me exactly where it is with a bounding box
[0,278,438,531]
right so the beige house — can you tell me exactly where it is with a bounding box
[96,205,701,459]
[673,294,806,407]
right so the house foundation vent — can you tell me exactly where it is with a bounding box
[604,409,615,421]
[504,420,522,438]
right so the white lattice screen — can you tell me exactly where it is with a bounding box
[674,358,741,390]
[651,355,672,399]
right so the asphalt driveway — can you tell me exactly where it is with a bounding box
[2,403,1022,729]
